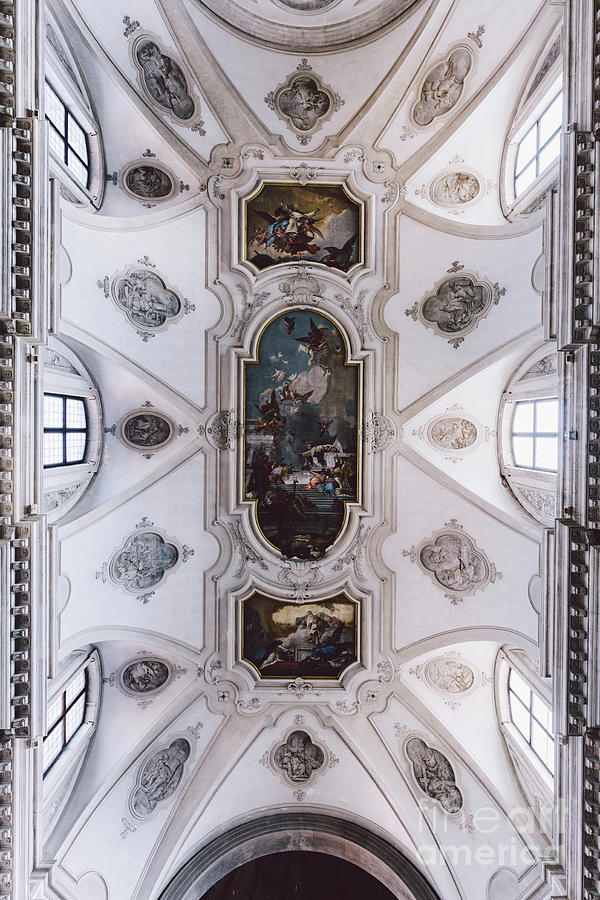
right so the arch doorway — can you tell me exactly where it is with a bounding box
[200,851,398,899]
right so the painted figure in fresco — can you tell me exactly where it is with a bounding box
[109,532,179,592]
[406,738,463,814]
[136,40,194,120]
[242,594,356,678]
[122,659,170,694]
[245,184,361,272]
[131,739,190,817]
[412,49,472,127]
[114,269,181,330]
[277,76,331,132]
[244,311,358,558]
[419,532,487,593]
[422,276,488,336]
[123,413,172,448]
[273,731,325,783]
[125,165,173,200]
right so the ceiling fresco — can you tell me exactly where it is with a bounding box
[37,0,565,897]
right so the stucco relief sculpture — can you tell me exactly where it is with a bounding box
[242,592,357,678]
[130,738,190,818]
[120,162,177,203]
[428,416,477,451]
[265,66,342,142]
[272,730,325,783]
[132,37,194,121]
[120,658,172,695]
[109,531,179,592]
[412,48,472,127]
[403,520,500,603]
[405,272,506,348]
[430,171,480,207]
[244,183,361,273]
[243,310,359,558]
[121,412,174,450]
[424,657,475,694]
[405,737,463,813]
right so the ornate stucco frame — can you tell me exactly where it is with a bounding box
[128,31,202,129]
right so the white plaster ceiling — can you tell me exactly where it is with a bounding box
[43,0,563,897]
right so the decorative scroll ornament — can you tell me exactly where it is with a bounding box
[264,728,327,786]
[405,270,506,348]
[402,519,501,603]
[405,737,463,813]
[364,411,396,452]
[279,269,325,305]
[278,559,323,601]
[517,487,556,520]
[231,283,271,342]
[130,738,191,818]
[97,262,191,337]
[411,47,473,127]
[265,64,343,143]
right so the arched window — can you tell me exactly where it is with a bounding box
[45,80,90,187]
[44,13,105,207]
[495,649,554,839]
[43,392,88,468]
[514,91,562,199]
[501,29,562,217]
[499,347,558,524]
[508,666,554,775]
[43,666,88,774]
[41,650,101,832]
[511,397,559,472]
[42,339,102,520]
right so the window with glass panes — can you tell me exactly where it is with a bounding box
[43,668,88,774]
[508,668,554,775]
[44,80,89,186]
[514,92,562,198]
[511,397,558,472]
[43,393,88,467]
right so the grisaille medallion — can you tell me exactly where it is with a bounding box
[428,416,477,451]
[119,658,172,695]
[272,730,325,784]
[132,37,195,121]
[111,268,182,333]
[121,411,175,450]
[120,162,177,203]
[130,738,190,818]
[243,309,359,558]
[430,171,480,207]
[109,531,179,592]
[405,737,463,813]
[424,657,475,695]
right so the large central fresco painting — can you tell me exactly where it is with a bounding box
[244,183,362,273]
[242,592,357,678]
[244,309,359,559]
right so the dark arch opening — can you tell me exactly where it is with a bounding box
[158,813,442,900]
[200,851,398,900]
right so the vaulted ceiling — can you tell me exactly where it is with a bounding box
[43,1,563,898]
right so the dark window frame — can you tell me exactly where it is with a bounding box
[42,667,88,776]
[44,79,90,187]
[43,392,88,468]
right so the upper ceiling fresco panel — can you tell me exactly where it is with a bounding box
[184,0,426,153]
[68,0,228,164]
[190,0,426,52]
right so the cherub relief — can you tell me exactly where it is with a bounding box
[412,48,472,127]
